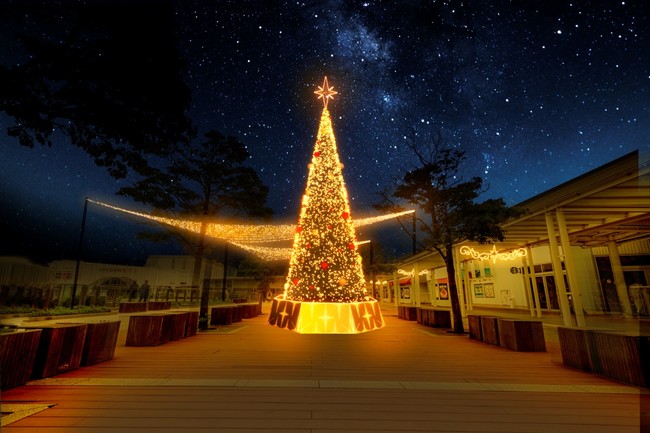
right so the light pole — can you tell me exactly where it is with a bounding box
[71,197,89,309]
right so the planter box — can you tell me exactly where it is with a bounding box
[126,314,164,346]
[497,319,546,352]
[76,321,120,366]
[467,315,482,340]
[28,324,88,379]
[119,302,147,313]
[480,316,500,346]
[0,329,42,390]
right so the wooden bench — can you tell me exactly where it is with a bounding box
[126,314,165,346]
[119,302,147,313]
[557,327,593,371]
[417,307,452,329]
[185,311,199,336]
[467,314,483,340]
[480,316,500,346]
[497,318,546,352]
[160,312,189,344]
[210,306,235,325]
[558,327,650,388]
[148,301,172,311]
[398,305,418,321]
[70,321,121,366]
[0,329,42,390]
[26,323,88,379]
[241,303,261,319]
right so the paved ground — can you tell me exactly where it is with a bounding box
[2,305,649,432]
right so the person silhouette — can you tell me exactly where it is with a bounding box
[138,280,150,302]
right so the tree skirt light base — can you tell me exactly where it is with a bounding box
[267,295,384,334]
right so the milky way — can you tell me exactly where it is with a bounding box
[1,0,648,264]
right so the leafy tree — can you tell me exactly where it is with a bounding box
[0,3,193,178]
[118,130,273,328]
[376,130,522,333]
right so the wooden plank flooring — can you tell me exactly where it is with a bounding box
[2,309,648,432]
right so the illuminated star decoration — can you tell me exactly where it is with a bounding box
[314,76,338,108]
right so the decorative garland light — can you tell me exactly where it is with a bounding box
[88,199,412,245]
[459,245,527,264]
[397,268,429,277]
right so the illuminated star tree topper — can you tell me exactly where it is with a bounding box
[314,76,338,108]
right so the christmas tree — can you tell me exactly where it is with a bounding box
[268,77,384,334]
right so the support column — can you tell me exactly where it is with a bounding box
[413,262,421,307]
[608,239,633,318]
[521,255,535,317]
[523,250,542,318]
[454,247,467,318]
[461,260,473,312]
[393,272,400,308]
[556,209,586,327]
[526,246,543,318]
[545,212,574,327]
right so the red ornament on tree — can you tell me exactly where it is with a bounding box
[320,261,329,269]
[341,211,349,219]
[313,151,321,157]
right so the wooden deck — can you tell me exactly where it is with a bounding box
[1,308,648,432]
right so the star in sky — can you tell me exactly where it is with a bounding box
[0,1,648,265]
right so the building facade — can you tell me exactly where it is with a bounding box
[374,150,650,324]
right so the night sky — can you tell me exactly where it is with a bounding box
[1,1,648,265]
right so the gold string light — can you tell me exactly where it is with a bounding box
[88,199,412,244]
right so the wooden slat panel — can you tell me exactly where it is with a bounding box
[118,302,147,313]
[0,329,42,390]
[480,316,500,346]
[28,324,88,378]
[467,315,482,340]
[125,315,164,346]
[80,321,120,366]
[498,319,546,352]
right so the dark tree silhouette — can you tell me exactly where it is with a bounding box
[376,130,522,333]
[0,3,193,178]
[118,130,273,329]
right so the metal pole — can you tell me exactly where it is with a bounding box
[221,242,229,302]
[71,197,89,309]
